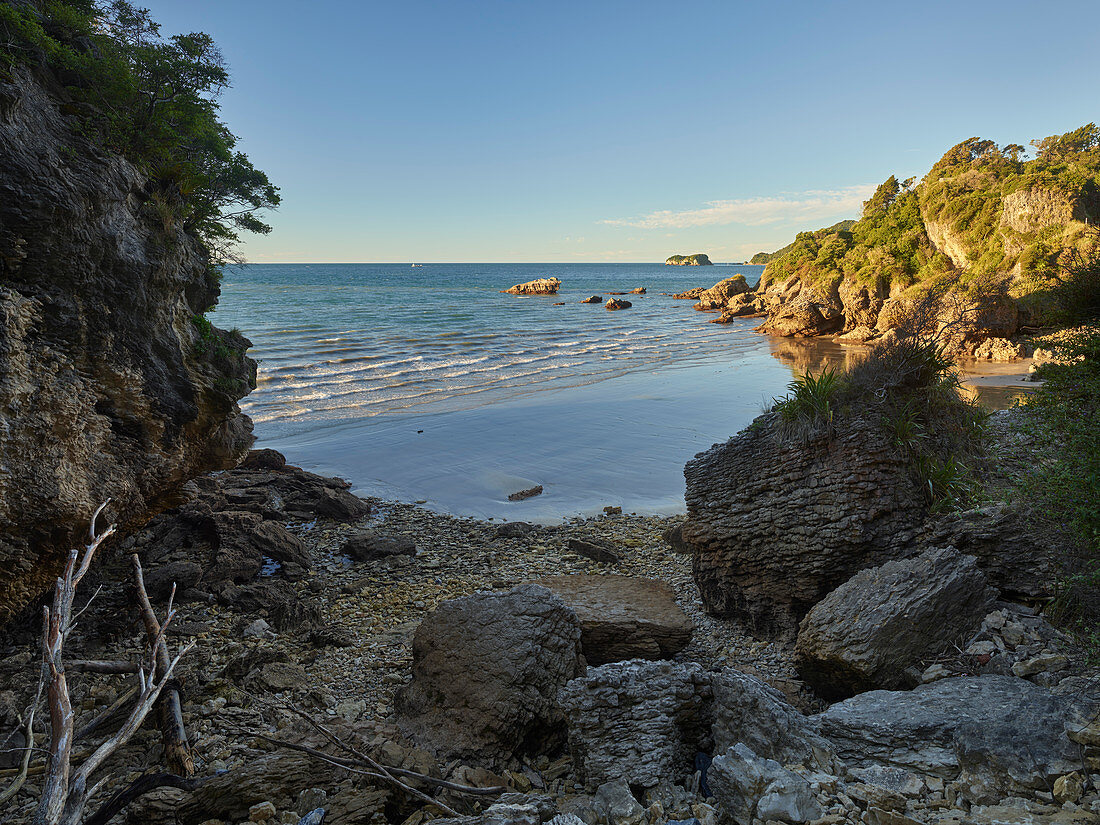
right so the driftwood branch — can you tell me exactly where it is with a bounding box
[19,502,196,825]
[132,553,195,777]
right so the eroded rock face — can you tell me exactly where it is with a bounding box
[395,585,584,767]
[709,743,822,825]
[0,65,254,625]
[533,575,693,664]
[558,660,712,790]
[795,547,997,698]
[683,415,926,638]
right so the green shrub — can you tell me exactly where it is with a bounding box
[771,367,842,438]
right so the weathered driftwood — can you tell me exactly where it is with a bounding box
[132,553,195,777]
[0,501,196,825]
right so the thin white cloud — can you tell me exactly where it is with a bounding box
[602,185,876,230]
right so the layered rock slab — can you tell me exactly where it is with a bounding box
[814,676,1093,802]
[795,547,997,697]
[395,585,584,767]
[683,415,925,638]
[533,574,693,664]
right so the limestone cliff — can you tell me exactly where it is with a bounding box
[0,64,255,624]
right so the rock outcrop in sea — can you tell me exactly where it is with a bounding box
[665,253,713,266]
[0,63,255,624]
[502,278,562,295]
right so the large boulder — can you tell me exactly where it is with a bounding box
[709,743,823,825]
[814,676,1094,802]
[502,278,561,295]
[684,415,926,638]
[532,575,693,664]
[558,660,711,790]
[755,298,844,337]
[795,547,997,697]
[710,670,836,770]
[692,276,752,311]
[0,64,256,626]
[395,585,584,767]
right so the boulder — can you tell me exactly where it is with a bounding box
[605,298,632,310]
[814,676,1093,801]
[566,538,620,564]
[692,276,752,311]
[581,296,603,304]
[971,337,1025,361]
[684,415,925,638]
[502,278,562,295]
[395,585,584,767]
[710,293,766,323]
[142,560,203,601]
[661,522,691,554]
[240,448,286,470]
[629,287,647,294]
[533,575,693,664]
[496,522,536,538]
[755,298,844,337]
[341,530,416,561]
[592,780,645,825]
[671,287,707,300]
[794,547,997,697]
[710,670,835,770]
[558,660,711,789]
[708,743,822,825]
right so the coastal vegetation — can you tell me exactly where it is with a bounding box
[756,126,1100,317]
[0,0,279,266]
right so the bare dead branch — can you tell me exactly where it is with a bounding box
[132,554,195,777]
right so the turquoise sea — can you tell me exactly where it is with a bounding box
[214,263,1023,521]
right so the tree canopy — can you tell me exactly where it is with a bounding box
[0,0,279,265]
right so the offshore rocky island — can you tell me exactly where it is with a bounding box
[2,3,1100,825]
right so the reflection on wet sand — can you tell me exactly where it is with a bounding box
[765,336,1038,411]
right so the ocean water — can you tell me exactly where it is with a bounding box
[213,263,1027,521]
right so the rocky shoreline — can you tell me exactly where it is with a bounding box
[2,440,1096,825]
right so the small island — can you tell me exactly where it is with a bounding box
[665,253,713,266]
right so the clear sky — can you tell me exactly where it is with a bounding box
[142,0,1100,263]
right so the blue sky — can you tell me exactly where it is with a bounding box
[143,1,1100,262]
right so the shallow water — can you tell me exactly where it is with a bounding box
[215,263,1031,521]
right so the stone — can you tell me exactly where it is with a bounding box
[692,276,752,311]
[341,530,416,561]
[313,485,371,521]
[709,669,836,770]
[533,575,693,664]
[566,538,620,564]
[581,296,603,304]
[508,485,544,501]
[143,560,203,601]
[241,449,287,470]
[972,337,1025,361]
[255,662,308,692]
[592,779,645,825]
[756,298,844,337]
[502,278,562,295]
[295,788,327,815]
[242,618,273,640]
[1054,772,1085,804]
[605,298,632,310]
[921,664,952,683]
[684,414,926,638]
[847,765,925,798]
[794,547,997,697]
[708,743,822,825]
[249,802,277,822]
[558,660,711,789]
[495,522,536,538]
[814,676,1091,802]
[1012,654,1069,678]
[394,585,583,766]
[662,522,692,554]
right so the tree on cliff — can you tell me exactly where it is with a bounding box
[0,0,279,265]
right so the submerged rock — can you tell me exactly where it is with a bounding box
[395,584,584,767]
[581,296,603,304]
[795,547,997,697]
[533,574,693,664]
[605,298,632,310]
